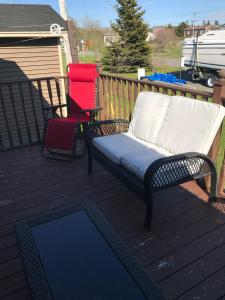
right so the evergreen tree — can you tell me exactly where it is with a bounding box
[102,0,151,73]
[175,21,188,37]
[101,41,123,73]
[214,20,219,26]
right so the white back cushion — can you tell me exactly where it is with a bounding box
[155,96,225,154]
[128,92,170,144]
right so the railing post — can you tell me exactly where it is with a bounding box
[98,75,105,120]
[210,70,225,197]
[218,150,225,197]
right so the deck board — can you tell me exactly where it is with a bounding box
[0,145,225,299]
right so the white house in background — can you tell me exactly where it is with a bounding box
[146,32,156,41]
[103,29,120,46]
[103,29,155,46]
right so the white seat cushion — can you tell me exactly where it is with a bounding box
[120,144,173,180]
[93,132,173,166]
[154,96,225,155]
[121,151,204,182]
[128,91,170,144]
[93,132,150,164]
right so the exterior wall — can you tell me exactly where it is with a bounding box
[184,27,207,38]
[104,33,120,46]
[0,37,63,81]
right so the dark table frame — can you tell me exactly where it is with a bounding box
[16,200,166,300]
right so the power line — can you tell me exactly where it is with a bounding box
[150,9,225,21]
[79,0,88,19]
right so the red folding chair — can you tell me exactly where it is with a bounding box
[42,63,100,160]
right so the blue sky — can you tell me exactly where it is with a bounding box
[3,0,225,27]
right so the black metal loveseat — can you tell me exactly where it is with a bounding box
[85,92,225,230]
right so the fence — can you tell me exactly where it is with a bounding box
[98,73,213,120]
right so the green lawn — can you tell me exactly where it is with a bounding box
[79,54,98,63]
[218,122,225,172]
[108,65,181,79]
[155,44,182,59]
[152,39,183,59]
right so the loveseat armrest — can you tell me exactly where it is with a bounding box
[85,119,130,143]
[144,152,217,199]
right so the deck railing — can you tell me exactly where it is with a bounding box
[98,73,213,121]
[0,73,224,195]
[0,76,67,151]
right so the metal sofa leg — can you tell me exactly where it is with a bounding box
[144,190,153,231]
[208,170,218,203]
[87,145,93,174]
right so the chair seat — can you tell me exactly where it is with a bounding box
[67,115,90,123]
[121,148,173,180]
[45,117,86,151]
[93,133,173,179]
[92,132,150,164]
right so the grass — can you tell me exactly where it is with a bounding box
[79,54,98,63]
[78,53,181,79]
[218,122,225,172]
[154,44,182,59]
[152,39,183,59]
[152,65,181,74]
[104,65,181,79]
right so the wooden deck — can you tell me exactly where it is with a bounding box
[1,145,225,300]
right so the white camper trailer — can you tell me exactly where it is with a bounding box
[181,27,225,87]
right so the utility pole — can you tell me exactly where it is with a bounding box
[59,0,68,20]
[58,0,79,64]
[191,12,200,37]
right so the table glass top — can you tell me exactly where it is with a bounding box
[31,210,146,300]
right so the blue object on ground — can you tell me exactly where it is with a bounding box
[141,73,186,85]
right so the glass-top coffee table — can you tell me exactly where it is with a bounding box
[16,201,165,300]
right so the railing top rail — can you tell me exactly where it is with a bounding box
[0,76,67,85]
[100,73,213,99]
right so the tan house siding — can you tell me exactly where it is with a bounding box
[0,37,63,81]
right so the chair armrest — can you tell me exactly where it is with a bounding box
[79,108,102,121]
[144,152,217,196]
[79,108,102,113]
[43,104,68,121]
[85,119,130,143]
[44,104,68,112]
